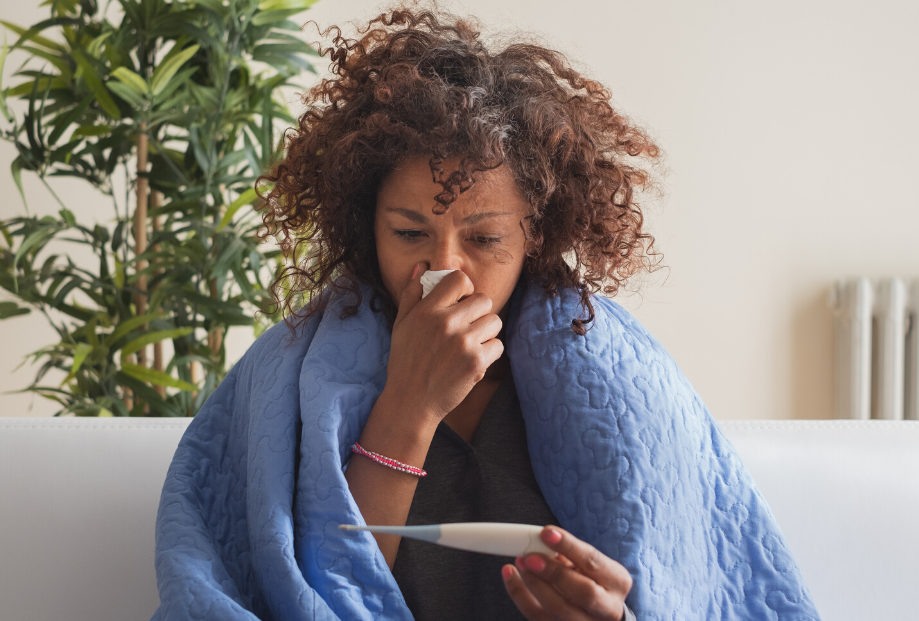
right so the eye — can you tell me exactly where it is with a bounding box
[470,235,503,246]
[393,229,425,242]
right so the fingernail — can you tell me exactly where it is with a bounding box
[411,264,420,279]
[514,556,525,571]
[524,555,546,572]
[501,565,514,581]
[542,528,562,544]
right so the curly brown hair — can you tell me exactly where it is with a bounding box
[257,1,661,335]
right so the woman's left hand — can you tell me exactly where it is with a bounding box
[502,526,632,621]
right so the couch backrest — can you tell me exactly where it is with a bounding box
[1,418,917,621]
[0,418,188,621]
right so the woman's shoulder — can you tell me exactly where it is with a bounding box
[513,283,669,359]
[230,312,323,385]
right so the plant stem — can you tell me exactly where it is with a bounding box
[133,124,149,352]
[151,190,166,398]
[207,276,223,356]
[39,177,68,211]
[133,123,150,414]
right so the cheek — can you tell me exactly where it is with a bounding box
[374,223,395,281]
[374,226,413,299]
[469,245,526,304]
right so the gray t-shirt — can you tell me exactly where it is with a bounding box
[390,373,636,621]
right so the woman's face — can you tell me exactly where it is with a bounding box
[374,155,531,318]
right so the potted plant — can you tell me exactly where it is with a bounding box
[0,0,320,416]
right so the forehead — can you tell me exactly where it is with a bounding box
[376,155,530,219]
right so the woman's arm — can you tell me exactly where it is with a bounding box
[344,266,504,568]
[344,387,439,567]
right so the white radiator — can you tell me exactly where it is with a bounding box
[830,278,919,420]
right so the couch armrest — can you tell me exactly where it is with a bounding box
[721,419,919,620]
[0,417,191,621]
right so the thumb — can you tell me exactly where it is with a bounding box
[395,262,425,325]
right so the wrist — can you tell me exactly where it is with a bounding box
[356,387,439,468]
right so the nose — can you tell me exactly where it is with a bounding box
[427,238,463,272]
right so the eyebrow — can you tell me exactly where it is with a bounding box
[385,207,513,224]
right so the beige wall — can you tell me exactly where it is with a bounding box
[3,0,918,418]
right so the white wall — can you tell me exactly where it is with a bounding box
[3,0,918,419]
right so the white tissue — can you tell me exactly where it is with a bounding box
[420,269,456,298]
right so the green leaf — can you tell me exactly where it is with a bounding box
[251,9,307,26]
[0,20,65,52]
[104,310,168,346]
[217,187,258,231]
[251,50,317,75]
[257,0,319,12]
[0,36,11,122]
[19,45,72,76]
[187,82,218,108]
[0,223,13,247]
[120,327,193,361]
[271,18,306,32]
[14,226,58,270]
[106,81,145,108]
[71,124,111,138]
[86,31,112,58]
[47,95,93,145]
[188,126,213,173]
[111,219,126,253]
[72,50,121,120]
[10,156,26,209]
[253,42,314,56]
[189,0,228,17]
[5,76,69,98]
[215,149,248,173]
[113,255,124,288]
[0,301,31,319]
[58,208,75,226]
[114,371,185,416]
[183,291,254,326]
[53,0,80,16]
[150,44,199,97]
[51,276,83,308]
[152,66,194,105]
[120,363,197,391]
[111,67,149,95]
[59,341,92,385]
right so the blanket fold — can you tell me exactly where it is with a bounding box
[152,279,820,621]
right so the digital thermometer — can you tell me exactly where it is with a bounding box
[339,522,557,557]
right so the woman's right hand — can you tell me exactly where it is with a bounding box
[383,263,505,424]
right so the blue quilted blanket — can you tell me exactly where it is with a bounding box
[152,279,820,620]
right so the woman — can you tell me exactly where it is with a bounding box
[346,156,636,620]
[152,4,820,621]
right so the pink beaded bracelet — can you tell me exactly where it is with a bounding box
[350,442,428,477]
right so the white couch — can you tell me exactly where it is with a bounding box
[1,418,917,621]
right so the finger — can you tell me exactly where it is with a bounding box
[501,564,550,621]
[466,311,502,346]
[424,269,474,307]
[449,292,494,325]
[514,557,594,621]
[523,554,624,620]
[394,262,426,326]
[478,337,505,373]
[539,526,632,593]
[555,553,577,568]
